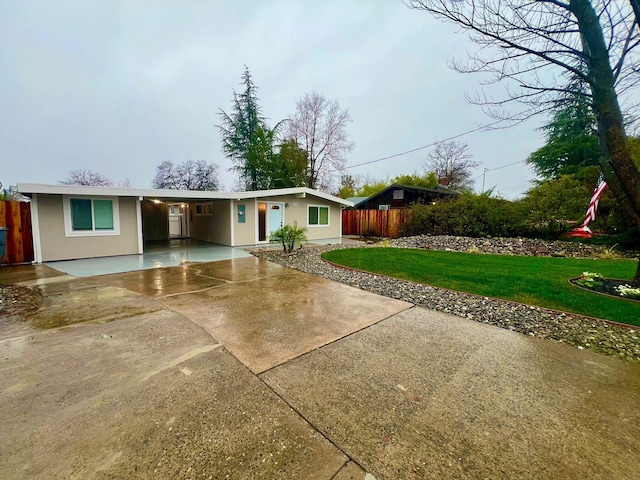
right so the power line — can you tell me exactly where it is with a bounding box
[474,160,527,180]
[329,118,507,173]
[486,160,526,172]
[476,159,528,190]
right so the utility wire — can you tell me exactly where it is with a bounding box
[486,160,526,172]
[473,159,527,181]
[329,118,507,173]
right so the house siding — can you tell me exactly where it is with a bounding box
[354,185,458,210]
[37,194,139,261]
[232,200,257,246]
[191,199,232,245]
[260,195,342,241]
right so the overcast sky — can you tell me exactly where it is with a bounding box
[1,0,550,198]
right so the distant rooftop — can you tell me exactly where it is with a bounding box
[345,196,369,206]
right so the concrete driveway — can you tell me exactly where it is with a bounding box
[1,257,639,479]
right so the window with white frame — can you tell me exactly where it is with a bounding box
[63,196,120,237]
[308,205,329,226]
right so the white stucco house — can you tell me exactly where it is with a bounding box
[17,183,352,263]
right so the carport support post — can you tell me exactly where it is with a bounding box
[230,200,235,246]
[29,194,43,264]
[136,197,143,254]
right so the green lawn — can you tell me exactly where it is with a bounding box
[322,248,640,326]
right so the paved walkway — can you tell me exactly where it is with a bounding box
[1,258,639,479]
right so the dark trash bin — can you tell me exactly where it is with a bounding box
[0,227,7,264]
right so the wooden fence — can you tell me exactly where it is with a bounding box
[342,209,411,238]
[0,201,34,265]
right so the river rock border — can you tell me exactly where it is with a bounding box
[251,236,640,362]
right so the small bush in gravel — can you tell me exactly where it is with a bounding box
[270,222,307,254]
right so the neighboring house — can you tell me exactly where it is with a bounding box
[352,183,459,210]
[345,196,369,208]
[17,183,352,263]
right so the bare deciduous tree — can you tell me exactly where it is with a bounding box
[407,0,640,283]
[152,160,219,191]
[426,141,479,190]
[286,92,354,190]
[60,169,114,187]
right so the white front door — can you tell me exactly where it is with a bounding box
[268,203,283,237]
[168,204,189,238]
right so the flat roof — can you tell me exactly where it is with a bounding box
[17,183,353,206]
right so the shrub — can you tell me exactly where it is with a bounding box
[270,222,307,253]
[400,192,528,238]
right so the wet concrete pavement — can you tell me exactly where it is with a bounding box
[1,257,640,479]
[158,272,411,373]
[1,311,347,478]
[262,308,640,479]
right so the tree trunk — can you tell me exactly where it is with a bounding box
[572,0,640,285]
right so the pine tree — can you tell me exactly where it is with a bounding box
[527,84,601,179]
[217,66,267,190]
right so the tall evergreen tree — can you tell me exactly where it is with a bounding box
[245,126,276,190]
[270,139,307,188]
[527,85,601,179]
[241,124,305,190]
[217,66,267,190]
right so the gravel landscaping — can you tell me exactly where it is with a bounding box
[0,284,42,319]
[252,235,640,362]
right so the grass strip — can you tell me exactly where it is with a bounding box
[322,248,640,326]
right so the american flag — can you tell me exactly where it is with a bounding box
[568,174,608,238]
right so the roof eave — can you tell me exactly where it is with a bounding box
[16,183,354,206]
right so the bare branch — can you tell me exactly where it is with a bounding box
[407,0,639,117]
[425,140,480,190]
[285,92,354,190]
[407,0,640,243]
[60,169,114,187]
